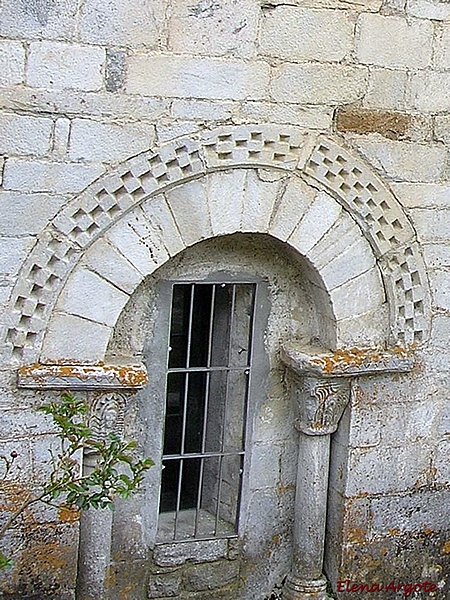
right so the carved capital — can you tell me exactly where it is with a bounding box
[292,376,350,436]
[87,392,128,443]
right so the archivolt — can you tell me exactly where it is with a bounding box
[3,124,429,363]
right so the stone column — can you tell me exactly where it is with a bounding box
[76,392,128,600]
[283,376,350,600]
[76,450,114,600]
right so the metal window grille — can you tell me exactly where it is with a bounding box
[157,281,257,542]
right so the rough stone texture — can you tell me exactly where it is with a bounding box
[68,118,156,163]
[0,0,79,40]
[0,40,25,86]
[259,6,353,62]
[3,159,104,193]
[335,107,413,140]
[271,63,368,105]
[127,55,270,100]
[0,192,64,234]
[168,0,259,58]
[79,0,166,47]
[351,137,447,182]
[407,0,450,19]
[27,42,105,92]
[409,70,450,112]
[0,112,53,157]
[356,13,433,69]
[363,68,407,110]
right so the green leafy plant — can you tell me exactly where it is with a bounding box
[0,392,153,569]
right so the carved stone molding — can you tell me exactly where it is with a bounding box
[17,362,148,390]
[3,125,430,362]
[88,392,127,442]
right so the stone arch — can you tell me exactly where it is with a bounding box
[4,124,429,364]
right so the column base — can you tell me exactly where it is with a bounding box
[283,575,331,600]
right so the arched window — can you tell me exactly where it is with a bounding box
[157,280,260,542]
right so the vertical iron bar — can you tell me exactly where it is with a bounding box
[174,458,184,540]
[214,454,225,536]
[194,285,215,536]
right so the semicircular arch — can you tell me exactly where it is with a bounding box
[3,125,429,364]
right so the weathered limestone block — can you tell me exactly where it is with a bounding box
[69,118,156,163]
[259,6,353,62]
[409,208,450,242]
[429,270,450,310]
[364,68,407,110]
[168,0,259,58]
[371,489,450,534]
[352,138,447,182]
[238,101,333,129]
[79,0,166,47]
[270,63,368,104]
[356,13,433,69]
[319,236,375,290]
[171,99,234,121]
[3,159,104,194]
[127,55,270,100]
[409,70,450,112]
[407,0,450,20]
[0,112,53,157]
[335,107,413,140]
[390,182,450,208]
[207,170,247,236]
[153,540,229,567]
[0,0,78,40]
[434,114,450,144]
[0,192,63,235]
[104,209,170,277]
[0,86,170,121]
[0,40,25,85]
[346,442,431,495]
[148,568,182,598]
[165,180,213,247]
[330,267,385,320]
[434,25,450,69]
[141,194,185,257]
[241,169,287,233]
[268,176,317,241]
[41,313,112,364]
[105,49,126,93]
[184,560,240,592]
[52,117,71,157]
[0,236,36,281]
[27,41,105,91]
[424,244,450,269]
[288,191,342,255]
[56,268,130,327]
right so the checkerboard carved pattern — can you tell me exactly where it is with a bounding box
[4,126,429,360]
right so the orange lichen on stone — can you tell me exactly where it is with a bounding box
[58,506,80,524]
[310,347,409,374]
[442,541,450,555]
[18,362,148,388]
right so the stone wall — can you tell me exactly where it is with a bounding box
[1,0,450,598]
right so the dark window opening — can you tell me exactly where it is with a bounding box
[158,281,257,541]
